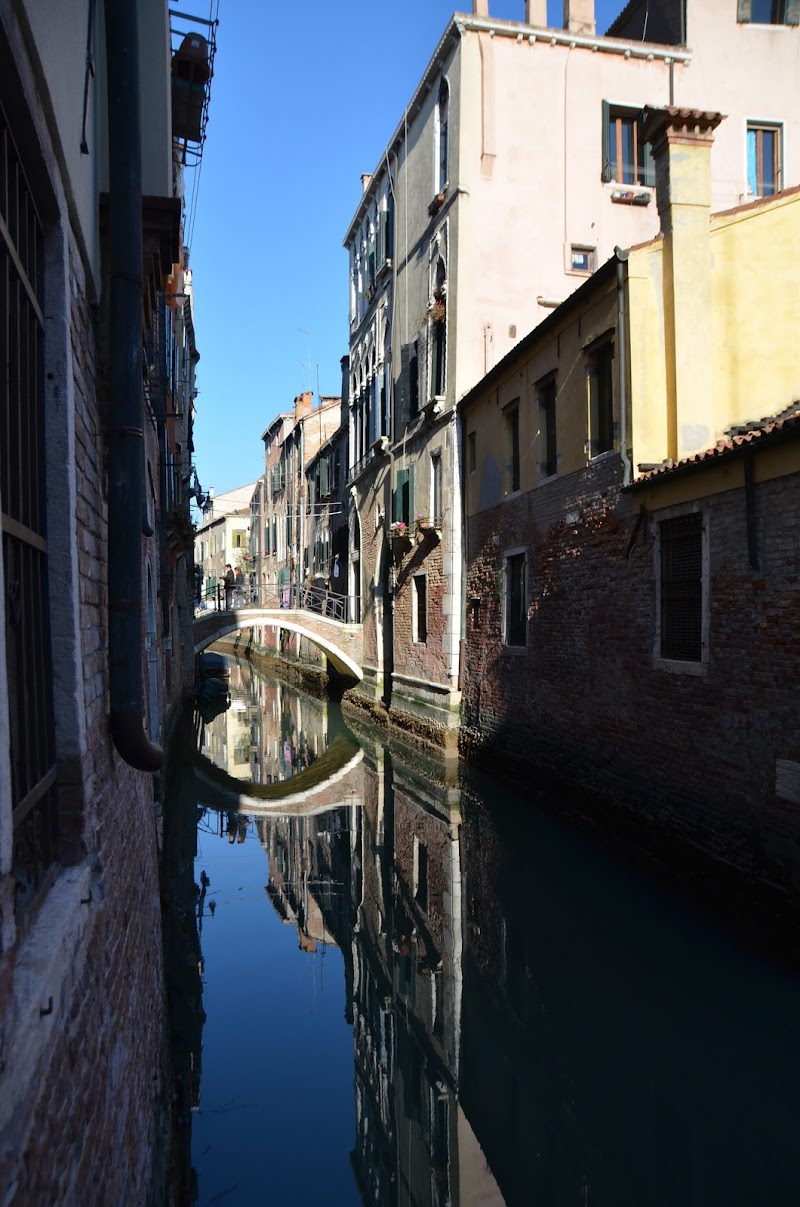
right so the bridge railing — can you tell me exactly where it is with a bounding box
[194,581,361,624]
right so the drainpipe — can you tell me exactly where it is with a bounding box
[105,0,164,771]
[614,246,632,488]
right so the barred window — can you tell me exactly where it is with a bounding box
[1,95,60,921]
[504,552,527,647]
[660,513,703,661]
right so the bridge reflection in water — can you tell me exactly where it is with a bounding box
[163,656,800,1207]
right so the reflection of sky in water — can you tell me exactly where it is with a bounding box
[192,818,358,1206]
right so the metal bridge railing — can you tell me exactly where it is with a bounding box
[194,582,361,624]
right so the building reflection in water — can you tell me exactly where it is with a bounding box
[165,658,800,1206]
[199,656,335,786]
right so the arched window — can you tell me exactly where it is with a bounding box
[436,78,449,194]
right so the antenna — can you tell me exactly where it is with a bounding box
[299,329,312,396]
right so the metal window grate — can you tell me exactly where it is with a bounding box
[0,98,59,921]
[660,513,703,661]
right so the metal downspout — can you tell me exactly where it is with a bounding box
[615,247,633,488]
[105,0,164,771]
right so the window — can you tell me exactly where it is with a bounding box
[431,452,442,524]
[659,513,703,662]
[394,465,415,526]
[737,0,799,24]
[233,529,245,548]
[571,245,596,274]
[379,196,394,265]
[467,431,476,474]
[602,102,655,187]
[504,552,527,647]
[436,77,449,194]
[539,378,557,477]
[589,341,615,456]
[1,95,60,919]
[505,404,520,493]
[413,574,428,644]
[367,220,376,290]
[429,257,447,399]
[747,123,782,196]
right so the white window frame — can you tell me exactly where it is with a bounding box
[744,117,784,198]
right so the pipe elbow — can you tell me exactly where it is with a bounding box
[110,711,164,772]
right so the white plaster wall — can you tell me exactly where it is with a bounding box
[452,13,800,402]
[679,1,800,210]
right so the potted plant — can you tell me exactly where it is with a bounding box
[389,520,411,552]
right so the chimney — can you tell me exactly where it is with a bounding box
[526,0,547,24]
[360,173,372,193]
[643,106,725,460]
[295,391,314,419]
[563,0,595,35]
[472,0,489,14]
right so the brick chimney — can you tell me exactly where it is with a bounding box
[294,391,314,419]
[526,0,547,24]
[472,0,489,15]
[643,106,725,460]
[563,0,595,35]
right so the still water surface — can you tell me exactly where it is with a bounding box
[163,655,800,1206]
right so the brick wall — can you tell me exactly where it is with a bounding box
[392,533,450,685]
[0,233,171,1203]
[462,456,800,889]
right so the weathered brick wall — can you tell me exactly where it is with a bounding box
[461,456,800,887]
[392,534,450,685]
[0,238,170,1203]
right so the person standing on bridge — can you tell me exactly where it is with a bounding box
[223,564,235,610]
[235,567,245,607]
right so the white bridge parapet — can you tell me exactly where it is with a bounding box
[192,607,364,682]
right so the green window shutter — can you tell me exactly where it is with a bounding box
[320,456,329,497]
[396,467,413,524]
[393,468,406,523]
[601,100,612,182]
[736,0,752,21]
[786,0,799,24]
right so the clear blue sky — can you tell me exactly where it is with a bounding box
[186,0,625,496]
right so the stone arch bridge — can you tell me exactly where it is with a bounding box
[193,603,364,683]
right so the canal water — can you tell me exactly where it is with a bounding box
[162,654,800,1206]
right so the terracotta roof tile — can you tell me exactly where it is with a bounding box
[632,404,800,486]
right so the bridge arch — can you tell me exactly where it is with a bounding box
[191,735,364,816]
[192,608,363,682]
